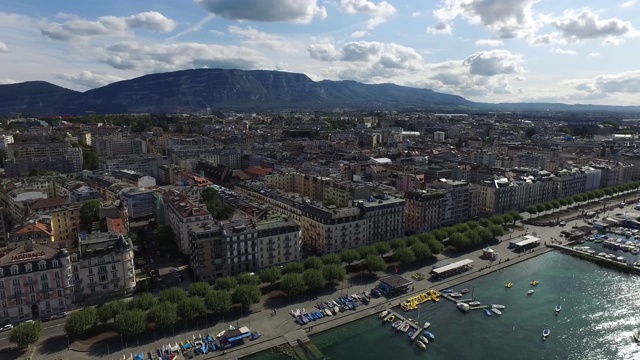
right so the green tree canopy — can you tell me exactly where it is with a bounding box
[79,200,101,233]
[418,233,436,243]
[128,293,158,311]
[201,187,235,220]
[282,262,305,274]
[501,214,514,225]
[188,282,212,297]
[322,264,346,283]
[487,224,505,237]
[233,285,262,308]
[411,242,432,262]
[205,290,233,314]
[373,241,391,255]
[526,205,538,215]
[178,297,207,321]
[237,273,261,286]
[82,148,99,170]
[321,253,342,265]
[259,267,282,285]
[489,215,504,225]
[476,227,493,242]
[97,300,128,323]
[364,254,386,273]
[558,199,567,207]
[544,202,554,211]
[431,229,448,241]
[213,277,238,291]
[302,269,327,290]
[508,211,523,222]
[425,238,444,255]
[304,256,324,270]
[405,236,420,246]
[147,302,178,329]
[158,287,187,303]
[535,203,546,213]
[466,221,480,229]
[340,249,360,265]
[479,218,492,228]
[65,307,97,338]
[389,238,406,249]
[280,273,306,296]
[394,247,416,264]
[9,322,42,348]
[448,232,468,249]
[357,245,377,259]
[115,310,147,337]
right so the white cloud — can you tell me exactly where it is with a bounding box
[474,39,503,47]
[196,0,327,24]
[550,48,576,55]
[588,52,600,57]
[350,30,368,38]
[552,9,637,41]
[168,14,215,41]
[602,37,625,46]
[41,11,177,41]
[427,21,452,35]
[514,75,526,81]
[462,50,524,76]
[621,0,637,8]
[412,12,422,17]
[309,41,422,69]
[339,0,397,29]
[0,41,8,53]
[228,26,298,53]
[566,71,640,95]
[430,0,542,38]
[54,71,125,89]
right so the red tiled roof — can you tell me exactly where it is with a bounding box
[105,217,126,235]
[14,222,53,236]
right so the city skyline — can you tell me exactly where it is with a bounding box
[1,0,640,105]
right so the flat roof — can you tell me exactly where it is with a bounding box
[431,259,474,275]
[380,275,412,288]
[514,235,540,247]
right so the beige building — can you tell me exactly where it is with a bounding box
[405,190,444,234]
[162,190,214,254]
[51,206,81,244]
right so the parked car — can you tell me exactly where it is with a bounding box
[0,324,13,332]
[559,221,566,226]
[49,312,67,321]
[23,320,34,324]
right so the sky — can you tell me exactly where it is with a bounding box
[1,0,640,105]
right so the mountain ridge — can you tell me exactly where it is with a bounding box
[0,68,639,115]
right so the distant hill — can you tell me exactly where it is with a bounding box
[1,69,639,115]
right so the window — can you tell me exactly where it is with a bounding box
[30,295,36,303]
[99,274,108,282]
[38,261,46,270]
[89,276,94,283]
[10,266,18,275]
[112,272,117,279]
[25,264,32,272]
[18,307,23,315]
[28,285,34,293]
[111,264,116,270]
[12,279,20,286]
[72,265,78,272]
[55,280,61,288]
[57,290,62,297]
[71,254,77,262]
[102,284,108,290]
[41,282,49,290]
[88,268,93,275]
[73,273,79,281]
[40,274,47,281]
[52,260,59,267]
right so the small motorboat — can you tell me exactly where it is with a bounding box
[391,320,403,329]
[460,288,470,294]
[542,328,550,340]
[408,318,419,326]
[450,292,463,298]
[423,331,435,341]
[483,309,492,316]
[400,323,411,333]
[469,301,481,306]
[633,329,640,343]
[457,302,470,312]
[379,310,389,319]
[505,283,513,288]
[324,309,333,316]
[531,280,539,286]
[419,336,429,345]
[491,304,505,309]
[528,290,535,295]
[334,306,340,314]
[555,304,562,314]
[416,340,427,350]
[408,330,416,338]
[386,315,395,322]
[442,289,454,294]
[423,322,431,329]
[491,308,502,316]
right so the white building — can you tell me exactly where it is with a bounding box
[162,190,214,254]
[0,135,14,150]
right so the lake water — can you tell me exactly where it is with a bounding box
[246,250,640,360]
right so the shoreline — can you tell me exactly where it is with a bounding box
[234,244,557,359]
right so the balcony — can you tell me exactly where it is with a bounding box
[10,293,25,299]
[26,279,38,285]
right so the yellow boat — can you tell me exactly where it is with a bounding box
[387,315,395,322]
[505,283,513,288]
[530,280,539,286]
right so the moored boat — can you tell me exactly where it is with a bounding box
[460,288,470,294]
[419,336,429,345]
[633,329,640,343]
[457,302,470,312]
[408,330,416,338]
[505,283,513,288]
[423,331,435,341]
[400,323,411,333]
[423,322,431,329]
[469,301,481,306]
[324,309,333,316]
[386,315,395,322]
[416,340,427,350]
[528,290,535,295]
[555,304,562,314]
[542,328,550,340]
[530,280,539,286]
[483,309,492,316]
[391,320,402,329]
[442,289,454,294]
[491,308,502,316]
[491,304,505,309]
[450,292,462,298]
[379,310,389,319]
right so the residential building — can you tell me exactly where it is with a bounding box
[93,134,147,158]
[0,243,72,324]
[0,135,14,150]
[69,185,101,204]
[516,152,547,170]
[396,173,425,193]
[475,174,556,215]
[119,187,155,220]
[405,190,444,234]
[6,221,54,249]
[162,191,213,254]
[471,151,497,167]
[434,131,445,142]
[554,169,587,199]
[4,143,83,177]
[428,180,479,226]
[99,155,170,179]
[71,233,136,303]
[51,206,81,244]
[356,195,405,244]
[255,213,301,269]
[78,132,91,147]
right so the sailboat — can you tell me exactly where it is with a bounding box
[555,304,562,314]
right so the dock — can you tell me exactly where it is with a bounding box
[381,310,423,342]
[551,243,640,274]
[440,293,490,311]
[283,330,326,360]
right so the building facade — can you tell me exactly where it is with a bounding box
[405,190,444,234]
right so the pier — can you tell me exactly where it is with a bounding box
[440,293,490,311]
[284,330,326,360]
[382,310,423,342]
[551,243,640,274]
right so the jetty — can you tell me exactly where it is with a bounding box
[551,243,640,274]
[382,310,423,342]
[284,330,326,360]
[440,293,491,311]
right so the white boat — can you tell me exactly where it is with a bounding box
[449,292,462,298]
[324,309,333,316]
[542,328,550,339]
[491,304,505,309]
[528,290,535,295]
[379,310,389,319]
[400,323,411,333]
[291,309,301,317]
[334,306,340,314]
[633,330,640,343]
[423,322,431,329]
[457,302,470,312]
[419,336,429,345]
[632,248,640,255]
[490,308,502,315]
[555,304,562,313]
[469,301,481,306]
[416,340,427,350]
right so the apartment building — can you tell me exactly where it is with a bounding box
[0,135,14,150]
[162,191,214,254]
[405,190,444,234]
[6,221,54,250]
[93,134,147,158]
[51,206,81,243]
[119,187,155,220]
[516,152,547,170]
[358,195,405,244]
[471,151,497,167]
[554,169,588,199]
[70,233,136,303]
[99,155,170,179]
[299,204,365,254]
[475,175,556,215]
[396,173,425,193]
[4,143,83,177]
[0,244,73,324]
[428,180,479,226]
[255,214,301,269]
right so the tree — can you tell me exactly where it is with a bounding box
[558,199,568,207]
[418,233,436,244]
[476,227,493,243]
[201,187,235,220]
[544,202,554,212]
[489,215,504,225]
[603,187,614,196]
[572,195,582,204]
[213,277,238,291]
[465,230,482,245]
[282,262,305,274]
[374,241,391,255]
[79,200,101,233]
[259,267,282,285]
[65,307,97,338]
[526,205,538,216]
[128,293,158,311]
[304,256,324,270]
[97,300,128,323]
[487,224,505,237]
[425,238,444,255]
[178,297,207,321]
[394,247,416,264]
[302,269,327,290]
[114,310,147,337]
[389,238,407,249]
[357,245,377,259]
[364,254,386,273]
[9,322,42,348]
[322,264,346,283]
[501,214,514,225]
[565,197,574,206]
[188,282,212,297]
[205,290,233,314]
[280,273,306,296]
[551,200,561,209]
[233,285,262,308]
[237,273,261,286]
[466,221,480,229]
[432,229,448,241]
[535,203,546,213]
[340,249,360,265]
[154,225,176,251]
[479,218,492,228]
[158,287,186,303]
[82,148,99,170]
[147,302,178,329]
[321,253,342,265]
[411,242,432,262]
[508,210,522,223]
[448,233,468,249]
[454,223,470,233]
